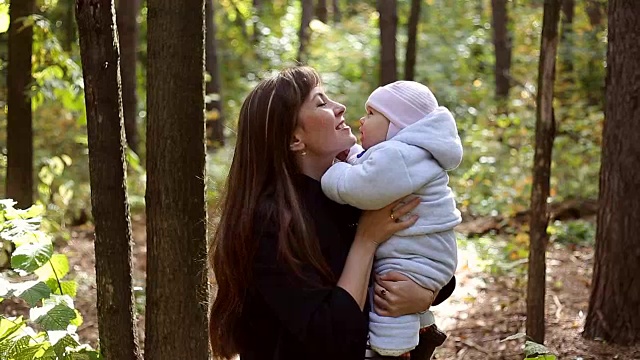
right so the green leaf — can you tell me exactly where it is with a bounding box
[11,241,53,273]
[70,309,83,327]
[0,316,25,342]
[3,335,30,357]
[45,279,77,298]
[66,346,102,360]
[13,342,45,360]
[35,254,70,282]
[501,332,527,342]
[30,299,76,331]
[524,340,555,358]
[50,333,79,358]
[11,280,52,306]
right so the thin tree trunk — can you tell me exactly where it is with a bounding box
[75,1,141,360]
[584,0,606,107]
[61,0,75,52]
[332,0,341,23]
[377,0,397,85]
[205,0,224,148]
[298,0,313,63]
[491,0,511,101]
[316,0,328,23]
[116,0,141,154]
[252,0,263,44]
[586,0,605,28]
[145,0,209,358]
[583,0,640,345]
[404,0,421,81]
[560,0,575,75]
[526,0,561,345]
[6,0,35,209]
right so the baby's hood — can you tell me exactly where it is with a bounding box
[392,106,463,170]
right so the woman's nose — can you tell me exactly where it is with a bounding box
[359,117,365,126]
[334,102,346,116]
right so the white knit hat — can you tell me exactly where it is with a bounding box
[365,81,439,139]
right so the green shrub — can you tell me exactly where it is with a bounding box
[0,199,101,360]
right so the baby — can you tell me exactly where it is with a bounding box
[321,81,462,356]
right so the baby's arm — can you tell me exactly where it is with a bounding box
[322,146,426,210]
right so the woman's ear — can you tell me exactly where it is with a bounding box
[290,125,306,152]
[289,135,305,152]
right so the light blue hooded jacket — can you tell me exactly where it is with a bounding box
[321,106,462,290]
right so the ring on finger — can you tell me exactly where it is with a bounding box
[390,212,396,221]
[380,288,387,297]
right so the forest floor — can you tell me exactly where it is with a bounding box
[3,215,640,360]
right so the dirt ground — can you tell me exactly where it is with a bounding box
[3,218,640,359]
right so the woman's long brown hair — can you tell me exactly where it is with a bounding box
[208,67,335,358]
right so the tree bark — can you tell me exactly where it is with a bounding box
[116,0,141,154]
[526,0,561,345]
[404,0,421,81]
[560,0,575,75]
[205,0,224,148]
[75,1,141,360]
[583,0,640,345]
[377,0,397,86]
[332,0,341,23]
[298,0,314,63]
[145,0,209,358]
[491,0,511,100]
[6,0,35,209]
[316,0,328,23]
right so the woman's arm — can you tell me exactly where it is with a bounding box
[337,198,420,309]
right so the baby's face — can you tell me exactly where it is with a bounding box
[359,107,390,150]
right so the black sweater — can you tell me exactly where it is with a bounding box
[238,175,369,360]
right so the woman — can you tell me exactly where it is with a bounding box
[209,66,442,360]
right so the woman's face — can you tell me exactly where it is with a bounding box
[295,86,357,157]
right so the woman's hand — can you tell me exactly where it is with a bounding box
[355,198,420,248]
[373,272,435,317]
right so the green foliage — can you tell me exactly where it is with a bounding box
[501,333,557,359]
[524,340,556,359]
[548,219,595,246]
[0,199,101,359]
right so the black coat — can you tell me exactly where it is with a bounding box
[237,175,368,360]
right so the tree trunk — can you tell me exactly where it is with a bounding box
[332,0,341,23]
[586,0,605,28]
[584,0,606,107]
[583,0,640,345]
[116,0,141,154]
[559,0,575,75]
[145,0,209,358]
[377,0,397,86]
[75,1,141,360]
[60,0,76,52]
[491,0,511,101]
[6,0,35,209]
[404,0,421,81]
[205,0,224,148]
[297,0,313,63]
[526,0,561,345]
[316,0,328,23]
[252,0,263,44]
